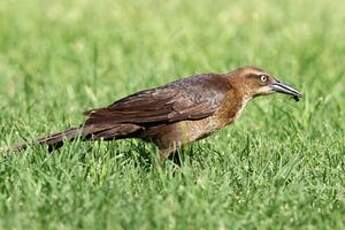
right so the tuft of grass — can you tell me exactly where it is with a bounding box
[1,0,345,229]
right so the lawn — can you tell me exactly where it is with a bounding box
[1,0,345,229]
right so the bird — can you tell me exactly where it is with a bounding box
[11,66,302,164]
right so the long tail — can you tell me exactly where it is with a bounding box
[12,127,83,152]
[9,123,143,154]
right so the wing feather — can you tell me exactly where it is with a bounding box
[84,74,231,126]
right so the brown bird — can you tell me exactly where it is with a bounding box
[13,66,302,163]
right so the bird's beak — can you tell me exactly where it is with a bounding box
[271,80,303,101]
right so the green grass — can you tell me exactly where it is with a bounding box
[1,0,345,229]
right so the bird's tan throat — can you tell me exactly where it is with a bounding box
[217,92,252,126]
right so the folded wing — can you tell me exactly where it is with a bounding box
[84,74,231,126]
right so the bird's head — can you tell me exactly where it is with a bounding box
[228,66,303,101]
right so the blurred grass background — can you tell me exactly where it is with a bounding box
[0,0,345,229]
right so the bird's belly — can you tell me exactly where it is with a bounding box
[142,116,224,149]
[178,118,221,142]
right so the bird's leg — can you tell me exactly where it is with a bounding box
[158,143,178,166]
[159,142,187,167]
[168,151,183,167]
[159,147,175,166]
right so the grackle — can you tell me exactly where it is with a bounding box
[12,66,303,163]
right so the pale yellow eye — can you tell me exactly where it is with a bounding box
[260,75,268,83]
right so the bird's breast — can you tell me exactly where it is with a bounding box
[142,94,251,148]
[215,92,251,126]
[170,94,251,144]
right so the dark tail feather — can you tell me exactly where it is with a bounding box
[39,127,83,151]
[11,127,83,153]
[7,123,144,154]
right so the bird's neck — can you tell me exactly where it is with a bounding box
[219,91,252,125]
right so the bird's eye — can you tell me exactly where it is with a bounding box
[260,75,268,83]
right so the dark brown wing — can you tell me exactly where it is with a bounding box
[84,74,231,126]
